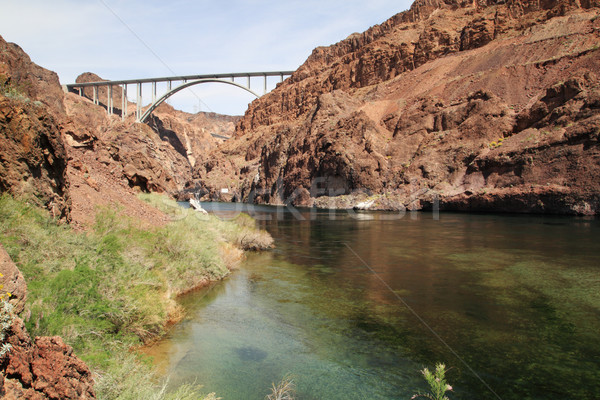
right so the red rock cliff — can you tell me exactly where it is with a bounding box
[196,0,600,214]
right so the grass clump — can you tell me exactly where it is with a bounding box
[94,352,218,400]
[0,74,31,104]
[0,193,270,398]
[266,375,296,400]
[139,193,274,253]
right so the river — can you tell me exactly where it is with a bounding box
[142,203,600,399]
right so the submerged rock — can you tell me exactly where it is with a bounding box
[234,346,268,362]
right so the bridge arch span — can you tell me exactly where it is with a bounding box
[139,78,260,123]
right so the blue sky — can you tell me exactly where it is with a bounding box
[2,0,413,115]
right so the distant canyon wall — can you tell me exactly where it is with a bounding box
[194,0,600,215]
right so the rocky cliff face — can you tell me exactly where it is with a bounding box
[196,0,600,214]
[0,94,71,220]
[0,33,238,228]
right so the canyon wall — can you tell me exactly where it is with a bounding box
[0,35,238,228]
[196,0,600,214]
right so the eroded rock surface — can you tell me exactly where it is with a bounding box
[193,0,600,214]
[0,319,96,400]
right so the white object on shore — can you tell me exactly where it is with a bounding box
[354,199,375,210]
[189,198,208,214]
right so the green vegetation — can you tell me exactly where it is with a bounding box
[0,73,32,104]
[0,193,272,399]
[412,363,453,400]
[266,375,296,400]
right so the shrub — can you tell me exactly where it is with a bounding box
[266,375,296,400]
[412,363,453,400]
[0,300,14,357]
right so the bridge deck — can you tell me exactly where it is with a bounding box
[66,71,295,88]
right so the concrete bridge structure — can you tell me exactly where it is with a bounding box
[65,71,294,122]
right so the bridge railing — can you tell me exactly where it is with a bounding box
[64,71,295,121]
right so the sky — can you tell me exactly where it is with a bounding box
[1,0,413,115]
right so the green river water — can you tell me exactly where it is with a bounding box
[143,204,600,399]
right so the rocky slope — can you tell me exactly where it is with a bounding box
[195,0,600,214]
[1,36,238,228]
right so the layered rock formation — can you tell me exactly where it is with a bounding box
[195,0,600,214]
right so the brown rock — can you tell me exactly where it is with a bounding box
[460,16,495,51]
[0,95,71,220]
[0,35,65,115]
[191,0,600,215]
[1,318,95,399]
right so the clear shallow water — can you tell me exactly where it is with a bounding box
[143,204,600,399]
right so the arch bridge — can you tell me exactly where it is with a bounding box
[65,71,294,122]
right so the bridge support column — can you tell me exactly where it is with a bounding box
[264,74,267,94]
[93,86,98,105]
[136,83,142,121]
[108,85,113,116]
[152,81,156,103]
[247,75,251,89]
[122,84,127,120]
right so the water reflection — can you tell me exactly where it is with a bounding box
[145,204,600,399]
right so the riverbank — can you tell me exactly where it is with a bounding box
[0,193,272,399]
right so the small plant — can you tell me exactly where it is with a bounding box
[0,272,14,357]
[412,363,453,400]
[0,77,31,104]
[488,137,504,149]
[266,375,296,400]
[0,304,13,356]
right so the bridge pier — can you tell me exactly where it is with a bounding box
[152,81,156,103]
[122,84,127,120]
[93,86,99,105]
[108,85,113,116]
[136,83,142,121]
